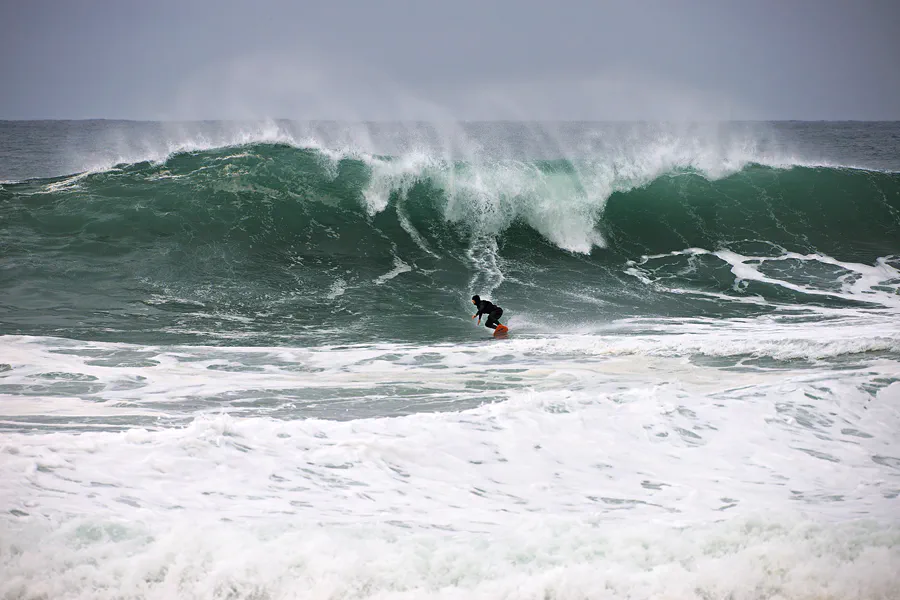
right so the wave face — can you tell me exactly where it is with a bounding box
[2,129,899,345]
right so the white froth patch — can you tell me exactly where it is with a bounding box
[362,150,438,215]
[466,238,506,299]
[349,122,818,255]
[2,342,899,525]
[373,256,412,285]
[716,249,900,309]
[326,277,347,299]
[1,516,898,600]
[2,329,900,598]
[41,170,96,192]
[629,248,900,312]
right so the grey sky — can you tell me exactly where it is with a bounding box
[2,0,898,120]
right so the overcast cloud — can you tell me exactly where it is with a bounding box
[2,0,898,120]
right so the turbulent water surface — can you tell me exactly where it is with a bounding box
[1,120,899,599]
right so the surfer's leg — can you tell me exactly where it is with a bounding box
[485,308,503,329]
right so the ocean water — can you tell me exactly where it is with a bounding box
[1,120,899,599]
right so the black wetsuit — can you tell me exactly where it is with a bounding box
[474,299,503,329]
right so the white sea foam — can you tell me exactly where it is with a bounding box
[41,170,96,192]
[325,277,347,300]
[2,514,896,600]
[373,256,412,285]
[628,248,900,311]
[356,123,800,254]
[466,237,506,299]
[2,321,900,598]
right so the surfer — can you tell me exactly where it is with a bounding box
[471,295,505,331]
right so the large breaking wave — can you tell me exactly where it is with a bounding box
[1,134,898,345]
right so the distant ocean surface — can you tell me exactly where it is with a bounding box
[2,120,899,599]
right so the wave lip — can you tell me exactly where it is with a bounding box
[8,141,899,258]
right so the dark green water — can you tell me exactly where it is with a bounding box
[0,120,900,344]
[2,130,899,346]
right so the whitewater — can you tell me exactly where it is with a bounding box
[1,120,899,599]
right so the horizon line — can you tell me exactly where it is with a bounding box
[2,118,900,124]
